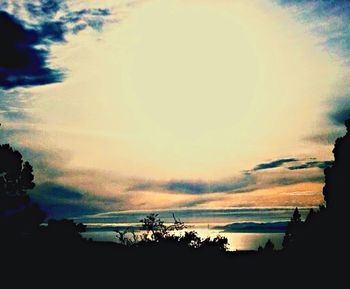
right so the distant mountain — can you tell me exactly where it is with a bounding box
[215,222,288,233]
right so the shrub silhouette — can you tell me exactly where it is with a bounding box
[200,235,229,252]
[181,230,202,248]
[120,213,229,252]
[39,219,87,245]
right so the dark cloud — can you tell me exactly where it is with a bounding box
[30,182,100,219]
[68,8,111,18]
[252,158,299,171]
[40,21,66,42]
[0,1,112,89]
[25,0,64,18]
[31,182,115,219]
[288,160,334,170]
[0,11,64,89]
[86,18,104,32]
[22,0,112,33]
[328,95,350,126]
[71,23,87,34]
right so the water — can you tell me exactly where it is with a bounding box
[77,207,311,251]
[81,226,284,251]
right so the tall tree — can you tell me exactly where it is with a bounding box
[0,143,45,239]
[282,208,303,250]
[323,119,350,217]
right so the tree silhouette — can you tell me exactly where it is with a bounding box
[281,119,350,254]
[41,219,87,244]
[200,235,229,252]
[181,231,202,248]
[323,119,350,218]
[139,213,185,242]
[264,239,275,252]
[0,144,35,197]
[282,208,303,250]
[115,227,139,246]
[0,143,45,239]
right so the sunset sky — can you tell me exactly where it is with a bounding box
[1,0,350,217]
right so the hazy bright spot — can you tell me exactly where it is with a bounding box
[26,0,343,181]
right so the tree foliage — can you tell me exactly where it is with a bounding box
[0,143,45,237]
[139,213,186,242]
[282,208,303,250]
[116,213,229,252]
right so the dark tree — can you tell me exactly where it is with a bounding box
[40,219,87,244]
[180,230,202,248]
[139,213,167,241]
[139,213,185,242]
[323,119,350,218]
[282,207,303,250]
[0,144,35,197]
[200,235,229,252]
[263,239,275,252]
[280,119,350,255]
[0,143,45,239]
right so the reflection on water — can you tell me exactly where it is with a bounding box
[82,225,284,251]
[191,228,284,251]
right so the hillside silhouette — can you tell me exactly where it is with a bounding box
[1,120,349,286]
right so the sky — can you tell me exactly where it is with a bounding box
[1,0,350,217]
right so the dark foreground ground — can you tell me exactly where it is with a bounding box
[1,239,347,287]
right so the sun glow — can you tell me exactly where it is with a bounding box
[25,0,343,181]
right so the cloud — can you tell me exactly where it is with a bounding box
[30,182,116,219]
[8,150,326,214]
[327,93,350,126]
[276,0,350,141]
[252,158,299,171]
[0,0,112,89]
[165,181,208,194]
[0,124,102,218]
[0,90,31,120]
[124,157,326,197]
[163,172,254,195]
[0,11,64,89]
[277,0,350,32]
[0,0,337,213]
[24,0,65,18]
[288,160,334,170]
[305,129,345,145]
[5,0,113,33]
